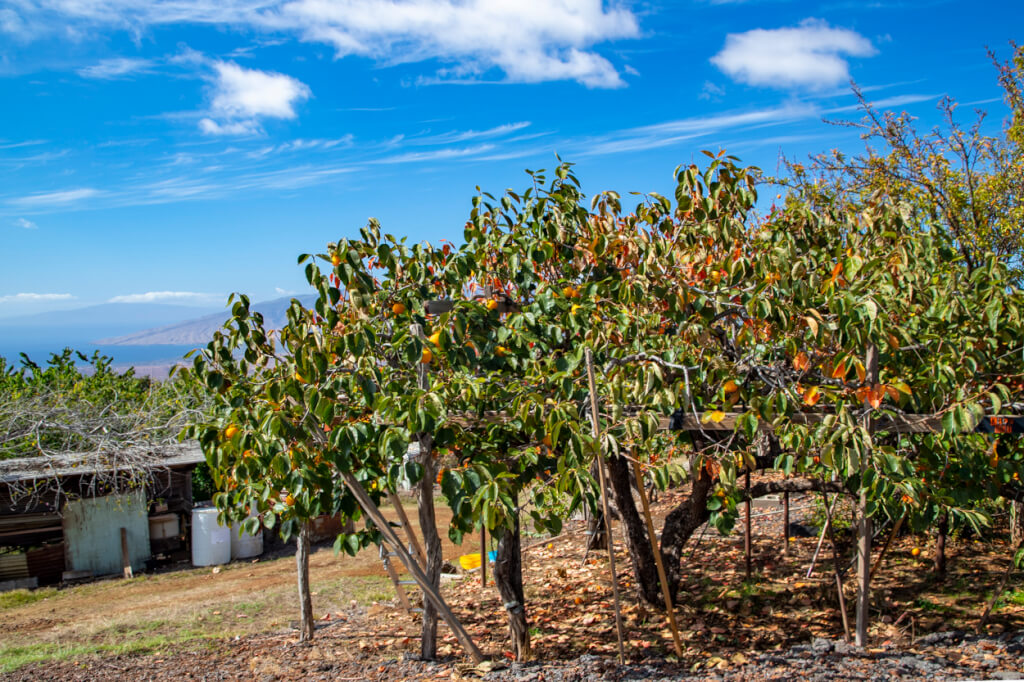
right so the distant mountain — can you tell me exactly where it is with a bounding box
[96,295,316,346]
[0,303,219,330]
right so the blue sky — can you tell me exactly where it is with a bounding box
[0,0,1020,318]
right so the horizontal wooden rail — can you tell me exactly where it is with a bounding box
[449,410,1024,435]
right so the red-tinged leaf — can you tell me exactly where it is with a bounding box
[867,383,884,409]
[793,351,810,371]
[803,386,821,406]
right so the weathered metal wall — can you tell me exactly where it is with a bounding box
[63,491,150,576]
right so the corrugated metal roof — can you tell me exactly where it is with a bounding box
[0,442,204,485]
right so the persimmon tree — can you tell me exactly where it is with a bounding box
[186,146,1024,657]
[182,296,392,642]
[780,41,1024,544]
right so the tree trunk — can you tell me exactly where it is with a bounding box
[659,459,715,599]
[605,449,664,607]
[494,503,531,661]
[296,521,314,642]
[417,434,442,660]
[1012,501,1024,546]
[934,512,948,576]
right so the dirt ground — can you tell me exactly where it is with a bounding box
[3,487,1024,680]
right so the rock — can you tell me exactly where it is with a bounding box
[917,630,964,646]
[990,673,1024,680]
[896,656,938,673]
[832,640,854,655]
[811,638,834,653]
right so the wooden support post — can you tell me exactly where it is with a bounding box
[387,491,427,567]
[856,344,879,647]
[584,348,627,663]
[481,525,488,589]
[870,513,906,580]
[821,490,852,642]
[120,527,133,579]
[381,547,415,613]
[783,491,791,557]
[630,458,684,658]
[744,470,752,579]
[340,471,484,663]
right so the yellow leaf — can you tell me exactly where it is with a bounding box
[803,386,821,406]
[855,359,866,384]
[803,315,819,337]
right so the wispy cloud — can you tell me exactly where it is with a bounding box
[573,104,816,156]
[9,187,100,207]
[108,291,221,304]
[823,93,939,114]
[0,139,47,150]
[14,218,37,229]
[372,144,496,164]
[0,292,74,304]
[406,122,531,146]
[2,1,640,88]
[77,57,154,79]
[711,19,877,89]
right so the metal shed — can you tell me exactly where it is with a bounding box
[0,442,204,586]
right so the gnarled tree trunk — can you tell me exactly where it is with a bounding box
[494,500,531,661]
[417,434,442,660]
[296,521,314,642]
[605,449,664,607]
[659,458,715,599]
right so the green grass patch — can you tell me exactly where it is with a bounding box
[914,597,955,614]
[0,634,191,674]
[0,588,58,610]
[1005,589,1024,607]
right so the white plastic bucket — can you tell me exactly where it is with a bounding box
[191,508,230,567]
[230,514,263,559]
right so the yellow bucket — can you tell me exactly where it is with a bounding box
[458,553,482,571]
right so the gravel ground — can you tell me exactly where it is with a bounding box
[6,629,1023,681]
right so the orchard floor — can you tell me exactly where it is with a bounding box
[2,490,1024,680]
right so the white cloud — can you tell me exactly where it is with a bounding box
[77,57,154,79]
[3,1,638,88]
[699,80,725,101]
[200,61,311,135]
[198,118,261,136]
[711,19,876,89]
[274,287,295,295]
[209,61,310,119]
[14,218,37,229]
[0,292,74,304]
[9,188,100,207]
[108,291,221,303]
